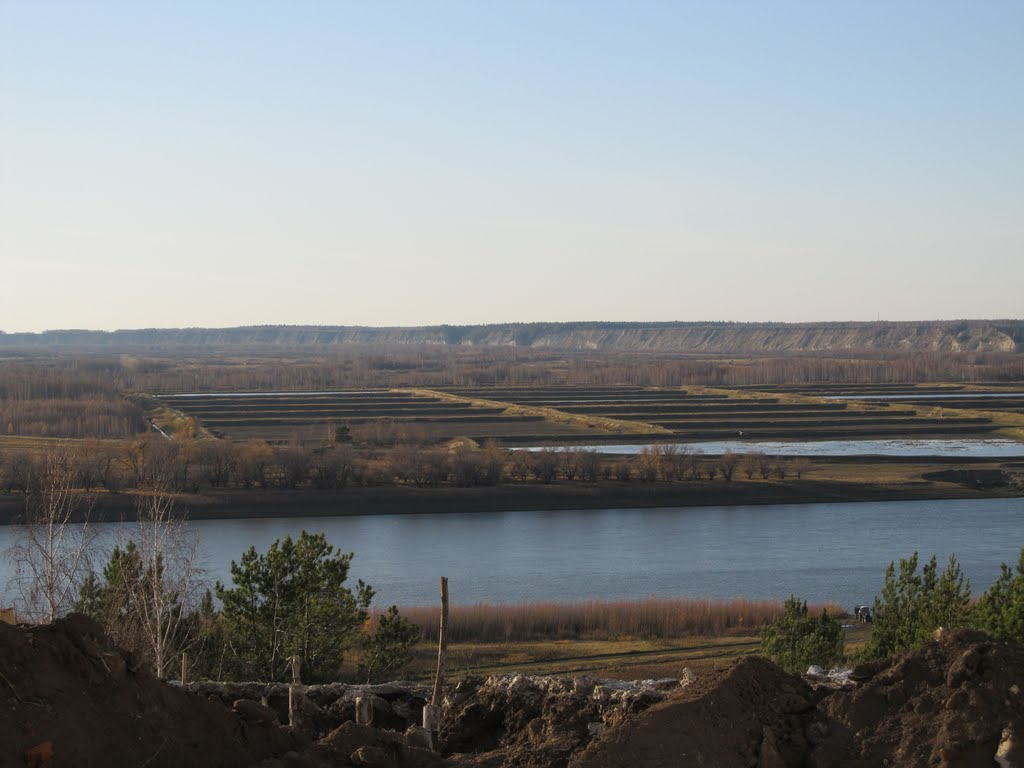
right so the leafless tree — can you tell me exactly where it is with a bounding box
[683,449,704,481]
[773,459,789,480]
[718,450,740,482]
[5,446,97,622]
[123,487,205,678]
[637,446,661,483]
[741,453,758,480]
[560,449,580,481]
[790,457,813,480]
[578,450,601,483]
[531,449,559,484]
[510,450,532,481]
[660,444,681,481]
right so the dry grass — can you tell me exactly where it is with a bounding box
[400,635,761,681]
[399,388,672,436]
[395,597,846,643]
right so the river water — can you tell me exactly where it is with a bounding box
[525,438,1024,457]
[1,498,1021,610]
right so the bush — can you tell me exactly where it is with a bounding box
[859,552,971,661]
[760,595,844,674]
[972,548,1024,643]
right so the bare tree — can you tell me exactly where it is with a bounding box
[790,457,813,480]
[578,450,601,483]
[5,446,97,622]
[124,488,205,678]
[741,452,758,480]
[637,446,661,483]
[718,450,740,482]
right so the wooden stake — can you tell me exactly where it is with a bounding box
[288,655,303,729]
[180,653,188,686]
[431,576,448,708]
[355,696,373,725]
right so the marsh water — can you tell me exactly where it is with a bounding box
[1,498,1021,609]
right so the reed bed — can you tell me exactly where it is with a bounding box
[394,597,847,643]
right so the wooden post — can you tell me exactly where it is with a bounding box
[288,655,303,729]
[355,696,373,725]
[180,653,188,686]
[424,576,448,751]
[431,576,448,708]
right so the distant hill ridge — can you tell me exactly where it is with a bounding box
[2,321,1022,353]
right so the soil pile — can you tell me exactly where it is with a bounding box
[812,628,1024,767]
[0,614,303,768]
[4,617,1023,768]
[569,656,816,768]
[569,630,1024,768]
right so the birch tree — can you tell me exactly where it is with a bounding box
[126,489,205,678]
[5,446,97,622]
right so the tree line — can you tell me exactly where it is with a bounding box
[3,348,1023,403]
[0,436,813,497]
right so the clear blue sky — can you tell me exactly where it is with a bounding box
[2,2,1021,331]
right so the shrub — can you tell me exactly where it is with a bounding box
[760,595,844,674]
[972,548,1024,643]
[859,552,971,661]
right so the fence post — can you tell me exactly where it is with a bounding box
[423,576,448,750]
[288,655,303,729]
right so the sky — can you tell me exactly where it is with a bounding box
[1,2,1022,332]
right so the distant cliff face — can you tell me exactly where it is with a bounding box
[2,321,1022,353]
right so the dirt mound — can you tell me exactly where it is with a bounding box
[812,629,1024,767]
[570,656,816,768]
[568,631,1024,768]
[4,617,1023,768]
[0,614,303,768]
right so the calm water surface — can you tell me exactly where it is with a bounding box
[2,498,1021,609]
[526,439,1024,457]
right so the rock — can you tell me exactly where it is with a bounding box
[403,725,433,751]
[350,745,392,767]
[233,698,280,726]
[996,726,1023,768]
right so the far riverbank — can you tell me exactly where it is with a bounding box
[0,474,1018,524]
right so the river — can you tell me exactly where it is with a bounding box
[524,438,1024,457]
[1,498,1021,610]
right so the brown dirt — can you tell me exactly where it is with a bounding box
[569,656,817,768]
[0,614,304,768]
[569,629,1024,768]
[3,617,1023,768]
[812,629,1024,767]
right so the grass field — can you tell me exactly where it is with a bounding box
[442,383,1020,443]
[151,389,622,444]
[395,624,874,682]
[146,383,1024,446]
